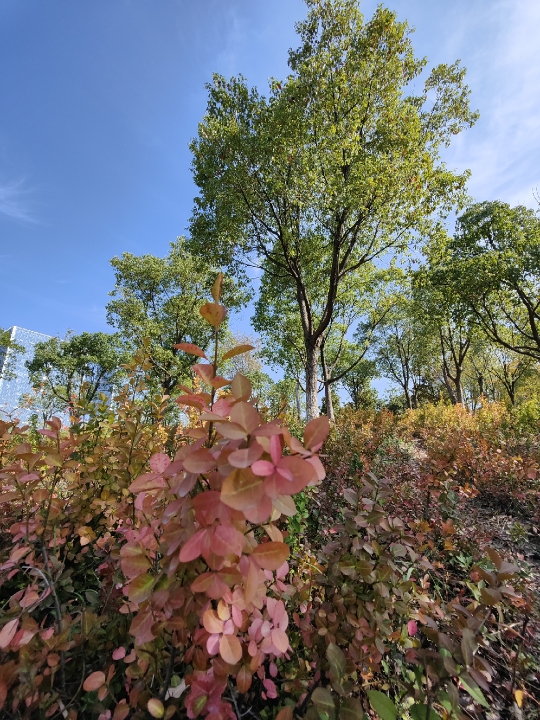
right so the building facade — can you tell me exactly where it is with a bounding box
[0,326,54,424]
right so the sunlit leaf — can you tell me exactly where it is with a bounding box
[219,634,242,664]
[252,541,290,570]
[222,344,255,361]
[200,302,227,328]
[174,342,207,359]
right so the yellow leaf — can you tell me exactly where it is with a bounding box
[514,689,524,708]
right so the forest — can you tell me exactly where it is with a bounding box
[0,1,539,719]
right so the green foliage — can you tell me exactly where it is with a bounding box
[430,201,540,360]
[189,0,477,419]
[25,331,127,415]
[106,237,247,396]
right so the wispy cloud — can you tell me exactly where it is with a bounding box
[444,0,540,207]
[0,178,39,223]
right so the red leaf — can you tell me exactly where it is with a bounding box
[183,448,217,474]
[211,524,245,557]
[222,344,255,361]
[303,416,330,451]
[194,363,215,386]
[174,342,208,360]
[221,468,265,511]
[407,620,418,636]
[251,541,290,570]
[191,572,229,599]
[219,634,242,664]
[120,543,151,578]
[200,302,227,328]
[179,528,208,562]
[129,610,156,645]
[83,671,106,692]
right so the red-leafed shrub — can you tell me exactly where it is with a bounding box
[0,283,537,719]
[0,275,328,720]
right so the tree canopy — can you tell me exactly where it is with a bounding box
[188,0,478,418]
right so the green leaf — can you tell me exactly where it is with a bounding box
[459,675,490,709]
[339,698,364,720]
[312,687,336,720]
[366,691,397,720]
[409,704,441,720]
[327,643,346,681]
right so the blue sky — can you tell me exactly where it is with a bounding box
[0,0,539,342]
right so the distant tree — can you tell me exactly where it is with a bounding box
[26,332,127,415]
[106,238,246,397]
[188,0,478,420]
[0,328,23,383]
[431,201,540,360]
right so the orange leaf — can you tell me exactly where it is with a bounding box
[214,421,247,440]
[129,473,167,493]
[174,343,207,360]
[237,665,253,694]
[212,272,224,303]
[83,671,106,692]
[252,541,290,570]
[222,345,255,361]
[219,634,242,665]
[231,373,252,400]
[304,416,330,451]
[203,609,224,634]
[200,302,227,328]
[221,468,265,511]
[276,708,293,720]
[230,402,260,433]
[211,375,230,389]
[183,448,217,474]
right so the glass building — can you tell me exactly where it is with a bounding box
[0,326,60,424]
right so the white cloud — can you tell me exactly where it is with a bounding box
[0,178,38,223]
[444,0,540,207]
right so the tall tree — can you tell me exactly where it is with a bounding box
[188,0,478,419]
[106,238,246,396]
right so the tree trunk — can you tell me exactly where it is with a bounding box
[320,346,335,422]
[305,342,320,422]
[442,371,458,405]
[295,380,302,418]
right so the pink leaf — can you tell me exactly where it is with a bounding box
[149,453,170,473]
[0,618,18,649]
[179,528,208,563]
[408,620,418,636]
